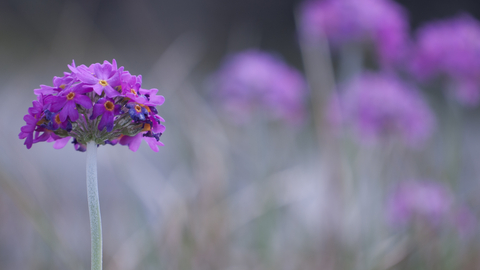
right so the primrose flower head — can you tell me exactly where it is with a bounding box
[19,59,165,152]
[212,49,307,125]
[328,72,435,147]
[410,14,480,105]
[299,0,409,66]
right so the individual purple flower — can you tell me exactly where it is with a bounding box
[212,49,307,125]
[34,72,75,96]
[70,60,123,98]
[90,98,122,132]
[50,84,93,122]
[409,14,480,105]
[125,102,149,122]
[387,180,452,227]
[119,122,165,152]
[19,114,38,149]
[299,0,409,66]
[32,126,62,145]
[327,72,435,146]
[41,110,73,131]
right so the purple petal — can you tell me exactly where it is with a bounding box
[98,112,114,132]
[34,85,56,95]
[119,134,142,152]
[73,67,98,85]
[23,134,33,149]
[104,85,119,98]
[50,96,68,112]
[93,84,104,95]
[53,137,71,149]
[23,114,38,125]
[91,103,105,120]
[60,101,77,122]
[145,137,163,152]
[148,95,165,106]
[106,67,123,86]
[74,94,93,109]
[33,132,51,143]
[95,63,113,80]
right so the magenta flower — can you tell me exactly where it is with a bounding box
[212,49,307,125]
[19,59,165,152]
[327,72,435,146]
[90,98,121,132]
[299,0,409,66]
[50,84,93,122]
[409,14,480,105]
[34,72,75,96]
[119,122,165,152]
[70,60,123,98]
[19,114,38,149]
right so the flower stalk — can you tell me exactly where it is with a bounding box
[86,141,102,270]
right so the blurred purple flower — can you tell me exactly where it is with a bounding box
[454,205,477,237]
[212,49,307,125]
[387,180,452,227]
[327,72,435,146]
[299,0,409,66]
[410,14,480,105]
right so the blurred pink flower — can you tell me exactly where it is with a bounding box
[327,72,435,146]
[410,14,480,105]
[299,0,409,66]
[212,49,307,125]
[387,180,452,227]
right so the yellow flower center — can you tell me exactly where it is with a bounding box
[104,101,115,111]
[59,84,66,89]
[99,80,108,87]
[66,92,75,100]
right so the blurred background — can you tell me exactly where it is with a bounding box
[4,0,480,269]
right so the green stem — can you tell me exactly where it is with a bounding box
[86,141,102,270]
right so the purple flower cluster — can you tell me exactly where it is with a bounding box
[328,72,435,146]
[410,15,480,105]
[212,49,307,125]
[300,0,409,66]
[19,60,165,152]
[387,180,452,227]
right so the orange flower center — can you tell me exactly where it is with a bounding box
[54,114,62,124]
[104,101,115,111]
[59,84,66,89]
[142,123,151,132]
[99,80,108,87]
[134,104,142,113]
[66,92,75,100]
[130,89,137,96]
[36,118,48,125]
